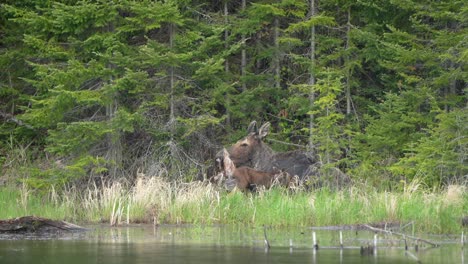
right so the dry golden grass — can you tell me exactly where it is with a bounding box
[384,192,398,221]
[1,176,465,234]
[445,184,465,205]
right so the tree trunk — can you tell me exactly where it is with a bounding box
[345,7,352,116]
[106,95,122,179]
[224,2,229,74]
[241,0,247,91]
[308,0,316,155]
[273,16,280,89]
[169,23,176,137]
[168,23,179,180]
[106,22,122,179]
[224,1,231,129]
[447,61,457,112]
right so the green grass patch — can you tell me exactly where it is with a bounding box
[0,179,466,234]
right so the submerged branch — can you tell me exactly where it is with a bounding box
[362,224,439,247]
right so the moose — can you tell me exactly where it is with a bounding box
[219,148,291,191]
[216,121,317,181]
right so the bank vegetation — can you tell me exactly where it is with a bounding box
[1,175,466,234]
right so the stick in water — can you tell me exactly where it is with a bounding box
[462,231,464,248]
[340,231,343,249]
[312,231,318,250]
[263,225,270,250]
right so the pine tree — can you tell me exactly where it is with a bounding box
[1,0,465,188]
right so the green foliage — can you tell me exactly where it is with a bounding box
[0,0,466,190]
[392,109,467,185]
[46,122,110,155]
[22,155,107,189]
[178,115,223,138]
[286,14,336,33]
[310,69,346,164]
[351,88,441,185]
[362,90,436,158]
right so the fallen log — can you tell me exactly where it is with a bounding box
[0,216,86,233]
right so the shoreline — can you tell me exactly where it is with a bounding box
[0,178,466,235]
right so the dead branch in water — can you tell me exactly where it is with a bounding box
[263,225,271,250]
[363,224,439,247]
[310,221,402,231]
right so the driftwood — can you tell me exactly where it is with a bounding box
[0,216,86,233]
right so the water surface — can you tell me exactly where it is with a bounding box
[0,225,464,264]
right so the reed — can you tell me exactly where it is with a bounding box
[0,177,465,234]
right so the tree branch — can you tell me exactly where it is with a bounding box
[0,111,34,130]
[265,138,307,149]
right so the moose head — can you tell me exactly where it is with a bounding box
[226,121,274,169]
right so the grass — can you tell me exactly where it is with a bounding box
[0,176,466,234]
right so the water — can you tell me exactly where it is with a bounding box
[0,225,465,264]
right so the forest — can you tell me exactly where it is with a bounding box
[0,0,466,191]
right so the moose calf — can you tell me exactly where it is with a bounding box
[221,148,290,192]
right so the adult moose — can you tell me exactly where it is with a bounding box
[218,121,317,180]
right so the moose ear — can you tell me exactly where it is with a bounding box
[222,148,235,177]
[247,121,258,134]
[258,122,270,139]
[222,148,229,157]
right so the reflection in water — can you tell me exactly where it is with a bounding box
[0,225,465,264]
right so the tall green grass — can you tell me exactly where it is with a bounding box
[0,177,466,234]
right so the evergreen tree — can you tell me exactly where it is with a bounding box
[0,0,465,188]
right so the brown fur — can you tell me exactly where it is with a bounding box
[219,121,315,180]
[222,148,290,191]
[214,121,351,188]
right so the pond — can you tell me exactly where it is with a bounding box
[0,225,465,264]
